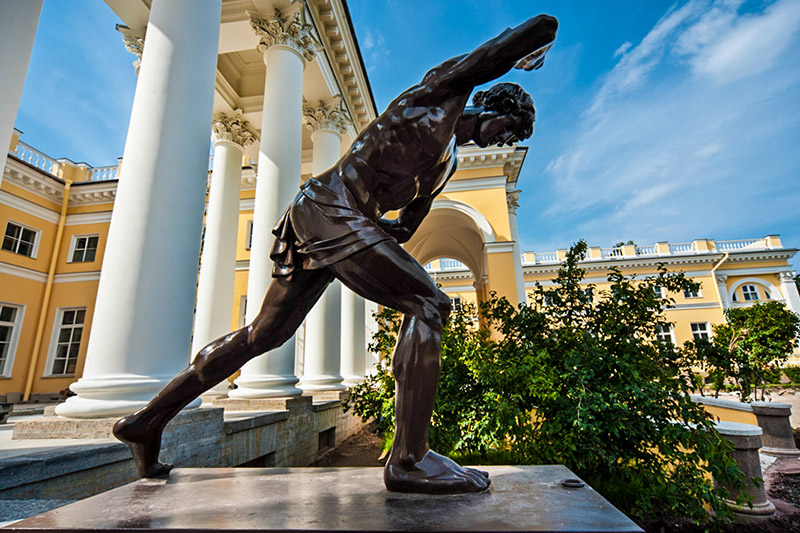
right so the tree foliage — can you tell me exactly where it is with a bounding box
[698,302,800,401]
[346,241,745,523]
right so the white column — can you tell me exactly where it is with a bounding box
[192,113,256,396]
[364,300,380,376]
[300,98,351,392]
[507,190,527,306]
[0,0,43,182]
[56,0,222,418]
[779,272,800,314]
[340,287,367,385]
[231,7,318,398]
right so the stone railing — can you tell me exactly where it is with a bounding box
[524,236,781,266]
[87,165,119,181]
[717,238,767,251]
[10,141,120,182]
[12,141,61,175]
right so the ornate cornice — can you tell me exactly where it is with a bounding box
[116,24,145,73]
[212,112,258,148]
[249,4,321,62]
[302,96,352,134]
[778,271,797,283]
[506,190,521,215]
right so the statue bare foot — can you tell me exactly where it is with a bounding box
[384,450,490,494]
[112,415,173,479]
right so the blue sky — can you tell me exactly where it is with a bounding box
[14,0,800,266]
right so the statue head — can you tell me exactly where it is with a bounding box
[471,82,535,147]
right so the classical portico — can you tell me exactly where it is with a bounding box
[50,0,378,417]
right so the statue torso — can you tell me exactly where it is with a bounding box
[325,85,470,218]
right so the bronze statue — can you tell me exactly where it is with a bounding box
[113,13,558,494]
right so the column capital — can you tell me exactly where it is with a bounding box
[212,112,258,148]
[506,190,521,215]
[249,5,320,63]
[303,96,352,134]
[716,275,728,284]
[778,271,797,283]
[116,24,145,73]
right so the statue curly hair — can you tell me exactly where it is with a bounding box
[472,82,535,141]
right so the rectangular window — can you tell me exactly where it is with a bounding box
[69,235,99,263]
[742,284,760,301]
[238,296,248,328]
[450,297,463,312]
[691,322,710,340]
[48,308,85,376]
[2,221,39,258]
[245,220,253,250]
[655,323,674,344]
[0,303,23,377]
[683,288,701,298]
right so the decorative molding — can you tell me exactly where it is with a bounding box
[249,5,321,62]
[443,176,507,193]
[3,157,63,203]
[437,284,476,293]
[53,271,102,283]
[506,190,521,215]
[484,242,516,254]
[65,211,113,226]
[778,271,797,283]
[303,96,352,134]
[116,24,145,73]
[716,275,728,284]
[68,182,117,205]
[456,144,527,182]
[212,112,258,148]
[0,262,47,282]
[0,190,60,224]
[429,199,496,243]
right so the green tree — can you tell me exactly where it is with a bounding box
[346,242,745,523]
[704,302,800,401]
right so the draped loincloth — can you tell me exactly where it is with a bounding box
[270,173,392,280]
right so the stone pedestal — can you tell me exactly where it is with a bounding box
[714,421,776,520]
[8,466,642,532]
[750,401,800,456]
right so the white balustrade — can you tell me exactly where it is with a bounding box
[668,243,693,254]
[87,165,119,181]
[717,239,766,251]
[635,245,656,256]
[14,141,60,174]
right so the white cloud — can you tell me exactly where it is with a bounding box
[613,42,632,58]
[535,0,800,252]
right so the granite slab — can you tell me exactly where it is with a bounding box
[4,465,642,532]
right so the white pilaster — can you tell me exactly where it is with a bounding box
[192,113,256,396]
[716,275,731,309]
[0,0,43,183]
[231,7,318,398]
[507,190,527,306]
[779,272,800,314]
[300,98,351,392]
[56,0,222,418]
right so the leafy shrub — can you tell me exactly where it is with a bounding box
[346,242,745,523]
[783,366,800,384]
[700,302,800,401]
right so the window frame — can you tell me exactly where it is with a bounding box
[655,323,675,345]
[683,287,702,299]
[2,220,41,259]
[0,302,25,378]
[690,322,710,341]
[741,284,760,302]
[67,233,100,263]
[245,220,254,251]
[44,306,87,377]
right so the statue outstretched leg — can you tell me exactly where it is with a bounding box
[113,268,333,478]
